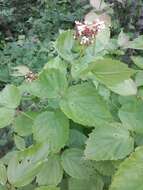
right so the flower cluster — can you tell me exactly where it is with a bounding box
[25,71,38,82]
[74,19,105,45]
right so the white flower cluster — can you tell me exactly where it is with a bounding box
[74,19,105,45]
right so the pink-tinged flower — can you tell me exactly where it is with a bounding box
[74,19,105,45]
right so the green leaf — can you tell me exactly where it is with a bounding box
[90,58,135,86]
[60,83,112,127]
[55,30,77,62]
[135,71,143,87]
[33,110,69,153]
[67,129,87,148]
[0,162,7,185]
[61,148,97,179]
[135,134,143,146]
[0,107,15,128]
[17,184,36,190]
[0,85,21,108]
[110,146,143,190]
[1,151,17,165]
[44,57,67,74]
[14,135,25,150]
[86,27,110,57]
[84,123,134,160]
[36,154,63,186]
[7,143,49,187]
[35,187,60,190]
[119,99,143,134]
[109,79,137,96]
[93,161,115,176]
[0,185,7,190]
[13,111,39,136]
[126,35,143,50]
[131,56,143,69]
[68,175,104,190]
[27,68,68,99]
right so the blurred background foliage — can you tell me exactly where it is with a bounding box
[0,0,143,85]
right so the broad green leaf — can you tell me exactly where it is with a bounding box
[125,35,143,50]
[61,148,98,179]
[13,111,38,136]
[135,71,143,87]
[138,87,143,98]
[109,79,137,96]
[135,134,143,146]
[97,84,110,101]
[86,27,110,58]
[35,187,60,190]
[14,135,25,150]
[7,143,49,187]
[118,96,136,105]
[36,154,63,186]
[119,100,143,134]
[67,129,87,148]
[60,83,112,127]
[90,58,135,86]
[55,30,77,62]
[131,56,143,69]
[93,161,115,176]
[84,123,134,160]
[17,184,35,190]
[1,151,17,165]
[68,176,104,190]
[27,68,68,99]
[33,110,69,153]
[71,55,100,79]
[110,146,143,190]
[0,162,7,185]
[0,85,21,108]
[0,107,15,128]
[44,57,67,74]
[0,185,7,190]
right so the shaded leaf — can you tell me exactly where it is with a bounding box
[119,99,143,134]
[0,85,21,108]
[90,58,135,86]
[14,135,25,150]
[110,146,143,190]
[55,30,77,62]
[35,187,60,190]
[27,68,68,99]
[109,79,137,96]
[131,56,143,69]
[7,143,49,187]
[61,148,99,180]
[125,35,143,50]
[0,107,15,128]
[36,154,63,186]
[84,123,134,160]
[33,110,69,153]
[13,111,39,136]
[0,162,7,185]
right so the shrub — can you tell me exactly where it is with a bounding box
[0,16,143,189]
